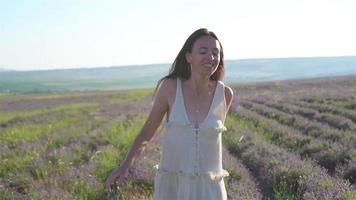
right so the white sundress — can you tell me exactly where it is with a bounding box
[153,78,229,200]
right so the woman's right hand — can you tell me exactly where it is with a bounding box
[105,167,126,193]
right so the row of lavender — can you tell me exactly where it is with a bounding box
[225,107,355,199]
[0,90,263,199]
[222,78,356,199]
[239,99,356,182]
[1,76,355,199]
[0,91,155,199]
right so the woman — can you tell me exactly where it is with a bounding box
[106,28,234,200]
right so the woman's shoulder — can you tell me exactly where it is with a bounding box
[218,81,233,103]
[217,81,233,96]
[155,78,177,101]
[159,77,177,92]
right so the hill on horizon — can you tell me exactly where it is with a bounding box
[0,56,355,93]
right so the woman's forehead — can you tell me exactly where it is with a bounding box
[193,35,220,49]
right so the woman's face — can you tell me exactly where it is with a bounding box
[186,35,221,78]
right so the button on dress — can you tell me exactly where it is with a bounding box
[153,78,229,200]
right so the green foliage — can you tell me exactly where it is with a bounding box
[0,150,40,177]
[124,88,153,100]
[94,114,147,182]
[226,168,243,181]
[0,187,19,200]
[120,179,154,199]
[272,169,306,200]
[0,115,80,144]
[1,76,355,199]
[72,179,105,200]
[0,103,97,123]
[339,191,356,200]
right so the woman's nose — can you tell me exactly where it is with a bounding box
[205,52,215,61]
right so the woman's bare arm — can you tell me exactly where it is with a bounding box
[105,79,172,190]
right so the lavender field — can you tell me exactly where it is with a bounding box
[0,75,356,199]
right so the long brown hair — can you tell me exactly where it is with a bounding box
[154,28,225,96]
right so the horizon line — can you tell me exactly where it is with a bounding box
[2,55,355,72]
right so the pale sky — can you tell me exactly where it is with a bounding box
[0,0,355,71]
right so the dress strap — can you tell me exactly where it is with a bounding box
[166,78,181,123]
[176,78,184,110]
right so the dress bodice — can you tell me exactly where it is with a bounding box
[157,78,228,176]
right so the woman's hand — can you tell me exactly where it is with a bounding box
[105,167,126,193]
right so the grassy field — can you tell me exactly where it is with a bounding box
[0,76,355,199]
